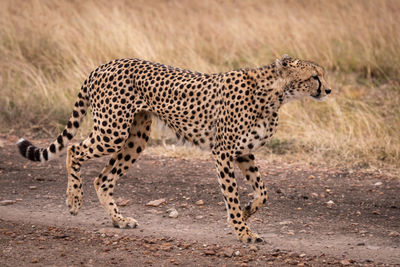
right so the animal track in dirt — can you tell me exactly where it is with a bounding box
[0,139,399,266]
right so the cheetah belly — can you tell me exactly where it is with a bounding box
[156,113,216,150]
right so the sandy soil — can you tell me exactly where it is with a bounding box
[0,138,399,266]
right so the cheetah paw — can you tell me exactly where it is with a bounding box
[66,194,82,215]
[238,231,264,243]
[113,217,139,229]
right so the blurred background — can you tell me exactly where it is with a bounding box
[0,0,399,168]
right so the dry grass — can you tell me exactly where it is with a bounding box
[1,0,399,167]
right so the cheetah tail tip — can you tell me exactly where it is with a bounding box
[16,138,33,158]
[16,138,26,145]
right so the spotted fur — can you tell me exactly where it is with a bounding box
[17,55,331,243]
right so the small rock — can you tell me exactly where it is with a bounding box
[168,209,179,218]
[204,249,215,255]
[279,220,293,225]
[374,182,383,186]
[308,175,315,179]
[249,245,258,252]
[0,200,16,206]
[357,242,365,246]
[340,259,351,266]
[235,250,240,256]
[145,198,166,207]
[224,248,234,257]
[195,215,203,219]
[116,197,131,206]
[147,209,163,214]
[31,258,39,263]
[195,200,204,206]
[326,200,335,208]
[389,231,400,237]
[299,253,306,258]
[29,186,37,190]
[98,228,116,236]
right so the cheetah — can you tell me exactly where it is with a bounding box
[17,55,331,243]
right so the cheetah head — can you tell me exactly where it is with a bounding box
[275,55,331,101]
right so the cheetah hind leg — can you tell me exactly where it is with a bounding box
[94,112,152,228]
[65,132,122,215]
[66,143,88,215]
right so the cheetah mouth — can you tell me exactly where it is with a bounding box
[311,76,322,99]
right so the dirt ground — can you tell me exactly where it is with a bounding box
[0,138,399,266]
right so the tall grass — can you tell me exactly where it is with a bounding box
[0,0,399,166]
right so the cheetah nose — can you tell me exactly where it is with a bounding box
[325,89,331,95]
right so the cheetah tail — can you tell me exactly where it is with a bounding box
[16,85,89,162]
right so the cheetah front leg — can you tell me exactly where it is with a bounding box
[235,154,268,221]
[213,150,264,243]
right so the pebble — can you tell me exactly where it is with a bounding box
[249,245,258,252]
[224,248,234,257]
[168,209,179,218]
[389,231,400,237]
[374,182,383,186]
[279,220,293,225]
[195,200,204,205]
[29,186,37,190]
[235,250,240,256]
[195,215,203,219]
[145,198,166,207]
[116,197,131,206]
[340,259,351,266]
[326,200,335,208]
[0,200,16,206]
[146,209,163,214]
[204,249,215,255]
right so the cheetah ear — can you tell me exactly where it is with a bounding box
[275,58,283,70]
[275,54,290,72]
[275,58,287,72]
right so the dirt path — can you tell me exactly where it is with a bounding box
[0,140,399,266]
